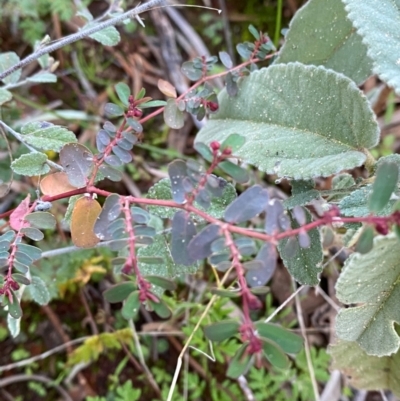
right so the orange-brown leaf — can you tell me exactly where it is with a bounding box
[158,79,177,98]
[40,172,78,196]
[71,197,102,248]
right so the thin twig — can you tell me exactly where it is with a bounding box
[0,374,73,401]
[128,319,161,397]
[0,0,166,82]
[264,285,305,323]
[293,279,320,401]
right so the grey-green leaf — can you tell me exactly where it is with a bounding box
[0,52,21,84]
[11,153,50,176]
[342,0,400,95]
[21,121,77,152]
[25,212,56,230]
[89,26,120,46]
[336,234,400,356]
[164,99,184,129]
[275,0,372,84]
[27,72,57,83]
[196,63,379,180]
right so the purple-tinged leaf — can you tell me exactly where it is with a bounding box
[116,138,134,151]
[219,51,233,69]
[298,231,311,248]
[224,185,269,223]
[209,252,231,265]
[122,131,138,144]
[182,177,194,193]
[211,237,227,253]
[104,155,123,167]
[96,136,107,153]
[226,72,238,97]
[97,129,111,146]
[235,237,257,256]
[188,224,221,261]
[104,102,124,118]
[171,211,197,266]
[168,160,188,204]
[94,194,121,240]
[293,205,306,226]
[195,188,211,209]
[112,145,132,163]
[265,199,284,234]
[131,207,150,224]
[126,118,143,133]
[245,242,277,287]
[103,121,117,133]
[59,143,94,188]
[99,164,122,182]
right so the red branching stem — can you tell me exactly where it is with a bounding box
[121,198,156,303]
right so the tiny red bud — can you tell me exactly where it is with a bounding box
[375,222,389,235]
[208,101,219,112]
[133,108,143,118]
[210,141,220,151]
[128,95,134,104]
[223,147,232,156]
[248,294,262,310]
[10,281,20,291]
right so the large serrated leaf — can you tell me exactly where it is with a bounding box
[336,234,400,356]
[329,339,400,396]
[342,0,400,95]
[196,63,379,180]
[275,0,372,84]
[21,121,77,152]
[11,153,50,176]
[277,208,323,285]
[147,178,236,221]
[89,26,120,46]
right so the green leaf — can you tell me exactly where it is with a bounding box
[355,226,374,254]
[283,179,320,209]
[7,315,21,338]
[329,339,400,397]
[203,320,240,342]
[150,298,172,319]
[336,234,400,356]
[15,244,41,261]
[220,133,246,152]
[218,161,249,184]
[104,103,124,118]
[369,162,399,213]
[25,212,56,229]
[275,0,372,84]
[115,82,130,106]
[21,227,44,241]
[196,63,379,180]
[20,121,77,151]
[11,153,50,176]
[163,99,184,129]
[27,72,57,83]
[144,275,177,291]
[8,291,22,319]
[26,276,50,305]
[261,338,290,369]
[89,26,120,46]
[277,208,323,285]
[226,343,251,379]
[248,24,260,40]
[342,0,400,95]
[0,52,21,84]
[340,185,396,217]
[121,291,140,320]
[147,178,236,221]
[255,322,303,354]
[103,282,136,303]
[0,88,12,105]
